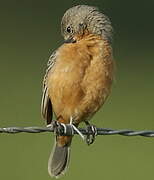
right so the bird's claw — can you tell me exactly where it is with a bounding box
[47,121,65,135]
[85,122,97,145]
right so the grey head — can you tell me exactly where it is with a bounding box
[61,5,113,43]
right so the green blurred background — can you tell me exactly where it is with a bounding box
[0,0,154,179]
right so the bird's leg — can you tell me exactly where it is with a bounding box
[70,116,85,141]
[85,121,97,145]
[46,118,66,135]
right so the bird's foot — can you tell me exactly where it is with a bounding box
[85,121,97,145]
[70,116,85,140]
[47,120,66,135]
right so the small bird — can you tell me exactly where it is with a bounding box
[41,5,114,178]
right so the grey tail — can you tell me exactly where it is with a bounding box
[48,140,70,178]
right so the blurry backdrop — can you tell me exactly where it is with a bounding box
[0,0,154,179]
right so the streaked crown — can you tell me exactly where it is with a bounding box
[61,5,113,43]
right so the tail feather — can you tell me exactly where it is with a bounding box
[48,139,71,177]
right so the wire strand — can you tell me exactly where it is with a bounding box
[0,125,154,137]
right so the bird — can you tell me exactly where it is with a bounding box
[41,5,114,178]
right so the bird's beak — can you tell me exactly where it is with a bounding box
[64,37,76,43]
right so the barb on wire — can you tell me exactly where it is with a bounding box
[0,124,154,137]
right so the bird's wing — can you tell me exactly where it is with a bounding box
[41,51,57,125]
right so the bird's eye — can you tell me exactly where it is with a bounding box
[79,23,83,27]
[66,26,72,33]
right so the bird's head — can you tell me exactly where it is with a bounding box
[61,5,113,43]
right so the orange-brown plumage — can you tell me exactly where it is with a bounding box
[47,34,113,126]
[41,5,114,177]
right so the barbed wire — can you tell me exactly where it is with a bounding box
[0,125,154,137]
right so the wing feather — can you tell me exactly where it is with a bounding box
[41,51,57,124]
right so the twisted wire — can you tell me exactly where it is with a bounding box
[0,125,154,137]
